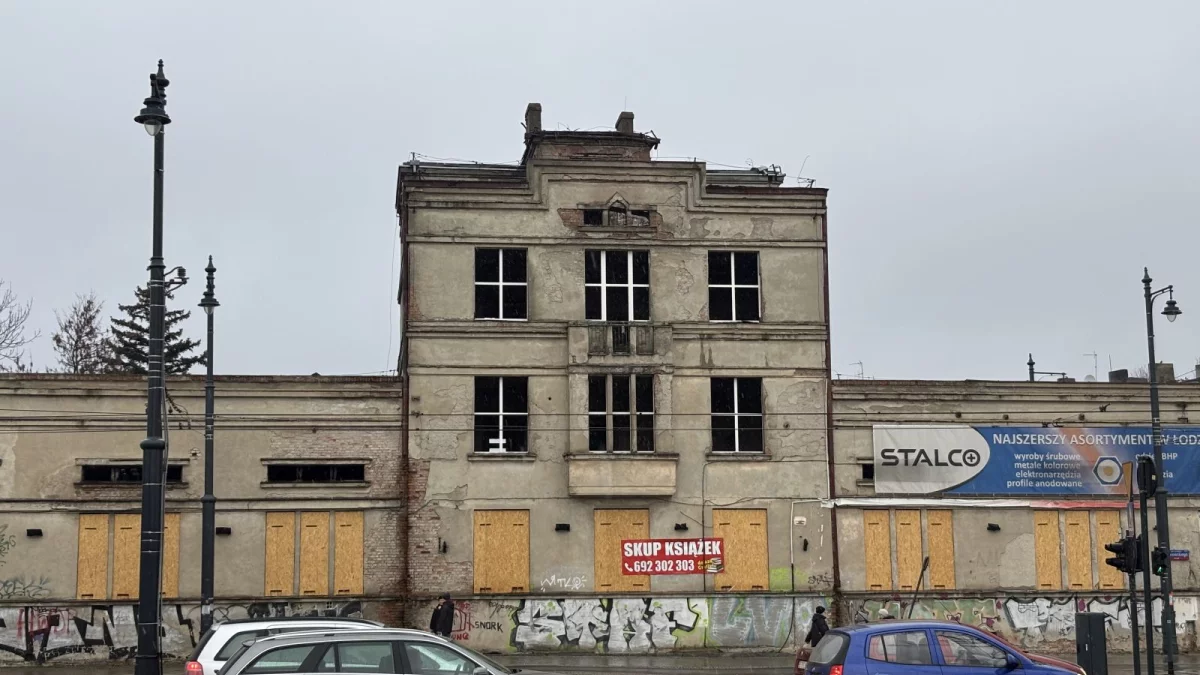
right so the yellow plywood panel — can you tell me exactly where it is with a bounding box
[162,513,180,598]
[1096,510,1124,590]
[1034,511,1062,590]
[927,510,955,590]
[76,514,109,600]
[594,509,650,592]
[474,510,529,593]
[864,511,892,591]
[1065,511,1092,590]
[299,512,330,596]
[712,509,768,591]
[895,510,922,591]
[334,512,365,596]
[265,512,296,596]
[112,514,140,600]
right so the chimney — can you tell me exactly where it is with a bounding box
[1156,362,1176,383]
[525,103,542,135]
[1109,369,1129,383]
[616,111,634,134]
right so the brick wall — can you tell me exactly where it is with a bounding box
[407,459,472,597]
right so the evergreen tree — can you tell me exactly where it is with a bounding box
[107,285,204,374]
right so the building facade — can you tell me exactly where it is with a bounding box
[396,104,835,652]
[0,374,403,663]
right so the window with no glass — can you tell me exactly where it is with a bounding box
[708,251,761,322]
[710,378,764,453]
[264,464,366,484]
[474,376,529,453]
[475,248,527,320]
[589,374,655,452]
[585,250,650,321]
[583,206,652,228]
[80,464,183,483]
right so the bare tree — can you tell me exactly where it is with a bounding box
[0,280,39,372]
[52,292,108,374]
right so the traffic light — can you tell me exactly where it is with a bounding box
[1105,536,1138,574]
[1152,545,1169,577]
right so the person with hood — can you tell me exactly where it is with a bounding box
[430,593,455,637]
[804,606,830,647]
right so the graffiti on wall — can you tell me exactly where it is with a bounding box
[0,600,365,664]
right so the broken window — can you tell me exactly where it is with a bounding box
[710,378,764,453]
[861,463,875,482]
[81,464,183,483]
[475,248,528,320]
[708,251,761,322]
[581,207,652,228]
[585,250,650,321]
[474,376,529,453]
[589,374,655,452]
[583,209,604,226]
[264,464,366,483]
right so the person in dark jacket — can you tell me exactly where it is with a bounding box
[805,606,830,646]
[430,593,455,637]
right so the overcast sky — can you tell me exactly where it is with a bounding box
[2,2,1198,380]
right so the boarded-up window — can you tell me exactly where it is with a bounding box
[1034,511,1062,590]
[927,510,955,590]
[112,514,140,599]
[864,511,891,591]
[265,512,296,596]
[594,509,649,592]
[712,509,768,591]
[1065,510,1092,590]
[474,510,529,593]
[76,514,109,600]
[334,512,365,596]
[299,512,330,596]
[163,513,181,598]
[895,510,922,591]
[1096,510,1123,590]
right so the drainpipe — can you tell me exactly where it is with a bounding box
[821,210,843,622]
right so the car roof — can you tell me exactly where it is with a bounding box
[837,620,992,634]
[217,616,379,627]
[242,627,438,645]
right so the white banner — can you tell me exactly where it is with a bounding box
[873,425,991,494]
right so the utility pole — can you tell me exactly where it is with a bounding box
[199,257,219,633]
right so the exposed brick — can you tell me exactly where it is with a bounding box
[407,459,472,597]
[558,208,583,229]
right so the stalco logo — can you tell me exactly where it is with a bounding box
[879,447,983,467]
[872,426,991,494]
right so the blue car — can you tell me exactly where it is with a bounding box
[804,621,1086,675]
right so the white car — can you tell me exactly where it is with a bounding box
[185,616,382,675]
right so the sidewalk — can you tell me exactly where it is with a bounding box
[498,652,796,674]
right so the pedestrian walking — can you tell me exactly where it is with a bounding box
[805,606,830,647]
[430,593,455,637]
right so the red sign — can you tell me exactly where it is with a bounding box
[621,538,724,575]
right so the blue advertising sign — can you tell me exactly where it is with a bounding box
[872,425,1200,496]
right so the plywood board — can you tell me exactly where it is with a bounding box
[895,510,922,591]
[594,509,649,592]
[1065,510,1092,590]
[474,510,529,593]
[265,512,296,596]
[162,513,180,598]
[112,514,140,600]
[1096,510,1123,590]
[864,511,892,591]
[299,512,330,596]
[76,514,109,600]
[927,510,955,590]
[1034,511,1062,590]
[712,509,768,591]
[334,511,365,596]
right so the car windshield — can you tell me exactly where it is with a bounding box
[455,642,513,674]
[809,632,848,664]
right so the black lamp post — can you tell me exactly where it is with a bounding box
[1143,267,1182,673]
[199,257,219,633]
[133,60,172,675]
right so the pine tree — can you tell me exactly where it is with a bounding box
[107,285,205,375]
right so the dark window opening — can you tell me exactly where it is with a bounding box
[585,250,650,321]
[631,209,651,226]
[474,248,528,320]
[710,377,764,453]
[583,209,604,226]
[81,464,183,483]
[589,374,654,452]
[861,463,875,481]
[708,251,761,322]
[474,376,529,453]
[265,464,366,483]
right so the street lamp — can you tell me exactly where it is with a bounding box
[133,59,172,675]
[199,257,219,634]
[1142,267,1182,674]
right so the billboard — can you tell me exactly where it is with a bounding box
[621,538,724,575]
[872,425,1200,495]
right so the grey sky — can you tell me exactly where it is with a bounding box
[1,1,1197,380]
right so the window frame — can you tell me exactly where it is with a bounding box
[400,639,485,675]
[934,630,1013,669]
[473,376,530,454]
[709,377,765,453]
[263,463,367,484]
[708,251,761,323]
[865,630,937,666]
[588,374,655,453]
[474,248,528,321]
[79,463,184,484]
[242,643,324,673]
[584,250,650,322]
[314,639,401,673]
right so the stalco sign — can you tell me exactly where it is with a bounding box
[621,538,724,575]
[873,425,1200,495]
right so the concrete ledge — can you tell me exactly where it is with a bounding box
[567,453,678,496]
